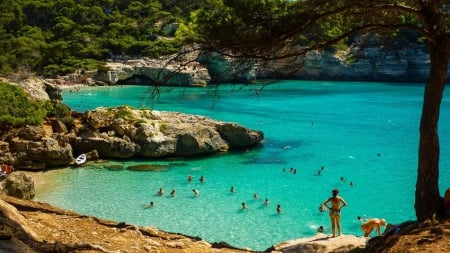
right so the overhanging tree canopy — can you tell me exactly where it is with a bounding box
[189,0,450,221]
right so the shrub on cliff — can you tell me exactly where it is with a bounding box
[43,101,75,129]
[0,82,47,128]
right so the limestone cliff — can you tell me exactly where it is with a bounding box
[98,57,211,86]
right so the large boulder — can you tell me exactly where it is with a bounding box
[1,172,35,200]
[9,135,74,170]
[71,135,139,159]
[216,123,264,149]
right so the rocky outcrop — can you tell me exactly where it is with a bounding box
[98,56,211,86]
[198,52,258,83]
[4,126,74,170]
[0,106,263,170]
[70,106,263,159]
[7,76,62,101]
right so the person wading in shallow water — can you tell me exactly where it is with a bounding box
[322,188,347,237]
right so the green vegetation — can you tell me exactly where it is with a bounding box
[44,101,74,129]
[0,0,202,77]
[0,82,75,129]
[116,107,135,120]
[0,82,47,128]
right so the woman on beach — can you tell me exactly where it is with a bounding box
[322,188,347,237]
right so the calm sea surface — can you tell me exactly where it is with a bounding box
[34,80,450,251]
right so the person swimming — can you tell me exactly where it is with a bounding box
[317,225,324,233]
[263,198,269,205]
[230,186,235,193]
[144,201,154,208]
[170,189,176,197]
[192,189,200,196]
[157,188,163,196]
[277,204,282,214]
[242,202,248,209]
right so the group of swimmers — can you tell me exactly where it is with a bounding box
[314,166,355,186]
[282,167,297,174]
[155,187,200,198]
[146,175,283,214]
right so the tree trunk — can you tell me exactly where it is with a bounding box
[415,40,450,221]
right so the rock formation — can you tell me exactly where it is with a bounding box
[98,57,211,87]
[70,106,263,159]
[0,106,263,170]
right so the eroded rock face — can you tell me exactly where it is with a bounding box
[209,46,449,83]
[216,123,264,149]
[98,57,211,86]
[1,172,35,200]
[8,134,73,170]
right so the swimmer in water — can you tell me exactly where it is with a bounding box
[192,189,200,197]
[317,225,324,233]
[277,204,282,214]
[144,201,154,208]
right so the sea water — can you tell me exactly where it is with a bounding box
[34,80,450,251]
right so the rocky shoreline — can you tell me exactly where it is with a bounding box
[0,105,263,171]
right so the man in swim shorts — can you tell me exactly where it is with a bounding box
[322,188,347,237]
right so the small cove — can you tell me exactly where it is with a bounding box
[34,80,450,251]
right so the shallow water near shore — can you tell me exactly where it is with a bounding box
[35,80,450,251]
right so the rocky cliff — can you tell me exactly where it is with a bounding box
[98,56,211,86]
[95,43,449,86]
[256,47,439,82]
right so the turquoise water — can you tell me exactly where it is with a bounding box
[35,80,450,251]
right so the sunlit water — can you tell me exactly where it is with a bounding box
[34,80,450,251]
